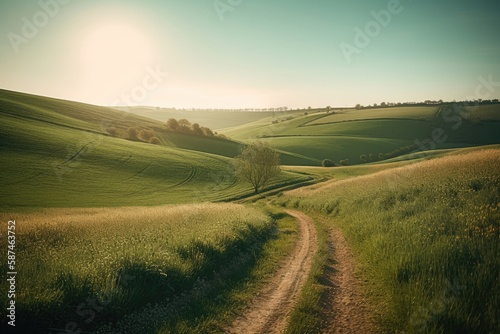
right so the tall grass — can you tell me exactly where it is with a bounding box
[277,149,500,333]
[0,203,277,333]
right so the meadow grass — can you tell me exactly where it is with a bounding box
[277,149,500,333]
[222,104,500,167]
[119,106,281,131]
[307,106,438,125]
[260,135,415,166]
[467,104,500,121]
[281,119,432,141]
[0,95,308,208]
[0,203,300,333]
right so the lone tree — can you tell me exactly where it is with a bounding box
[234,142,281,193]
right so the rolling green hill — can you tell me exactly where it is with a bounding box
[222,105,500,166]
[0,90,307,209]
[118,106,285,131]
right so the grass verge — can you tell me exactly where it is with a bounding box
[0,203,300,334]
[277,149,500,333]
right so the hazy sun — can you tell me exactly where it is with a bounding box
[79,21,156,85]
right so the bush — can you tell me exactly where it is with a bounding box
[166,118,179,131]
[127,127,139,140]
[149,137,161,145]
[360,154,367,162]
[322,159,335,167]
[191,123,204,136]
[139,129,155,142]
[202,127,214,137]
[339,159,349,166]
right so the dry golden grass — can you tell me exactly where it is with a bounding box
[0,203,274,333]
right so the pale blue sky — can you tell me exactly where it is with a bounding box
[1,0,499,108]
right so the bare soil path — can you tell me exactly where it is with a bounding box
[226,210,317,334]
[322,224,379,333]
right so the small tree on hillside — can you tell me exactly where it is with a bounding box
[234,142,281,193]
[178,119,191,132]
[322,159,335,167]
[166,118,179,131]
[127,127,139,140]
[139,129,155,142]
[191,123,204,136]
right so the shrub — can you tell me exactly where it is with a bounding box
[149,137,161,145]
[106,127,117,136]
[178,119,191,133]
[139,129,155,142]
[191,123,204,136]
[339,159,349,166]
[322,159,335,167]
[202,127,214,137]
[166,118,179,131]
[360,154,367,162]
[127,127,139,140]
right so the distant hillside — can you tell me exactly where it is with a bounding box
[222,105,500,166]
[116,106,287,131]
[0,90,307,209]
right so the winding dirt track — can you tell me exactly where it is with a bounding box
[322,225,379,334]
[227,210,317,334]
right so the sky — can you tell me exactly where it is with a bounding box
[1,0,499,109]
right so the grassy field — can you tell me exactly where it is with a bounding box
[2,88,499,333]
[307,106,438,124]
[0,204,300,333]
[0,90,309,209]
[119,106,288,131]
[222,105,500,166]
[260,135,415,166]
[0,89,245,159]
[276,148,500,333]
[466,104,500,121]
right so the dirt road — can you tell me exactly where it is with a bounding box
[227,210,317,334]
[322,225,379,333]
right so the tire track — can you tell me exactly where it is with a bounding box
[122,162,153,182]
[175,165,198,186]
